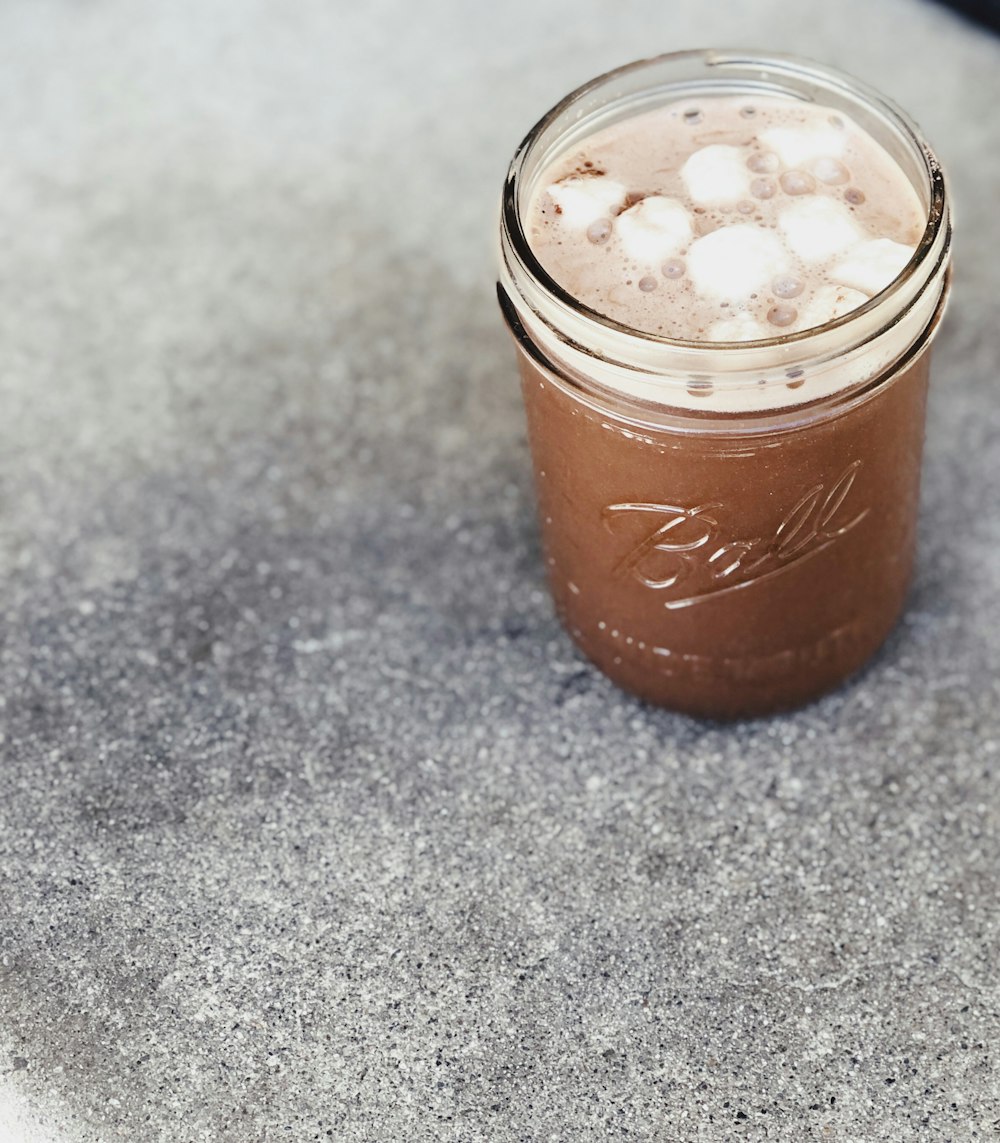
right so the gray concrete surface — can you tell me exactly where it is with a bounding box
[1,0,999,1139]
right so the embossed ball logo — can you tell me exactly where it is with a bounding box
[603,461,868,610]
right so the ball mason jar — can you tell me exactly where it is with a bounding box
[497,50,952,719]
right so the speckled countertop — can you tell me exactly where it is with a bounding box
[1,1,999,1140]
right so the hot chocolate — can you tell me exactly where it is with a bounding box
[498,52,951,718]
[527,95,924,347]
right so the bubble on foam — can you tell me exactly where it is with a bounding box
[708,311,768,342]
[845,187,866,205]
[773,274,804,299]
[832,238,916,296]
[779,197,862,262]
[616,196,692,263]
[779,170,816,196]
[767,303,797,327]
[751,177,776,200]
[547,176,627,229]
[681,145,751,206]
[638,275,658,292]
[662,257,686,279]
[760,123,846,168]
[795,283,870,329]
[687,225,790,301]
[586,218,612,245]
[812,157,849,185]
[747,151,780,175]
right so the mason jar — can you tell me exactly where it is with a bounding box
[497,49,952,719]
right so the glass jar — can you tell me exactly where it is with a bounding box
[497,49,952,719]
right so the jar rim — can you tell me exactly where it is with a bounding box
[500,48,949,359]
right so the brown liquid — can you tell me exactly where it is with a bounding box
[515,339,931,719]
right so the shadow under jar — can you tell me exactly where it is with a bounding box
[498,50,951,720]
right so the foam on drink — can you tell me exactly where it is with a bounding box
[527,94,924,343]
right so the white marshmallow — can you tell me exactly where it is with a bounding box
[795,283,870,330]
[778,197,862,262]
[831,238,916,295]
[615,196,693,263]
[687,225,791,300]
[546,176,627,229]
[708,311,769,342]
[681,145,751,206]
[759,124,846,168]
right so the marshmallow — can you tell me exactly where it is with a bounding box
[616,196,692,263]
[708,311,769,342]
[831,238,916,295]
[759,124,846,168]
[681,145,751,206]
[779,197,862,262]
[796,283,870,330]
[546,176,627,228]
[687,225,790,300]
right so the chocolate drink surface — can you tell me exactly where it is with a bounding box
[498,52,951,718]
[526,94,925,344]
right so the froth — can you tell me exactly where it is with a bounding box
[708,311,768,343]
[529,94,924,344]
